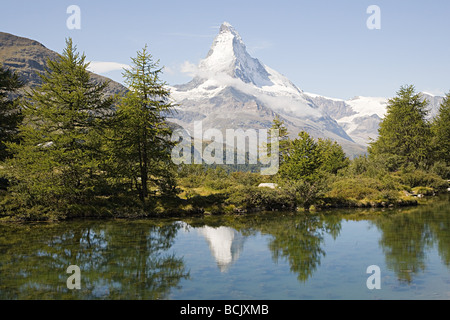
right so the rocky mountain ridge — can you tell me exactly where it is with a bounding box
[0,31,127,97]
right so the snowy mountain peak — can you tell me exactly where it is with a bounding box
[170,23,362,155]
[219,21,240,37]
[199,22,272,87]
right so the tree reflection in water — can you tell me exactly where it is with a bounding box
[0,195,448,299]
[0,220,189,299]
[263,214,341,282]
[372,196,450,283]
[190,212,342,282]
[191,195,449,285]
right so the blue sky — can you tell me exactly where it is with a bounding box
[1,0,449,99]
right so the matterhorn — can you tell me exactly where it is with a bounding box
[169,22,367,156]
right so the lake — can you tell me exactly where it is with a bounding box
[0,195,449,300]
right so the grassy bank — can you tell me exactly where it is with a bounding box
[4,165,447,222]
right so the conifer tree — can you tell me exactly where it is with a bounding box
[432,92,450,165]
[368,85,431,169]
[279,131,322,182]
[316,138,349,174]
[0,64,24,161]
[107,45,176,204]
[269,116,290,164]
[4,38,114,212]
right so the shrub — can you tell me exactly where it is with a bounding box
[399,169,448,190]
[230,171,262,187]
[327,177,390,201]
[411,186,435,196]
[342,155,390,179]
[326,175,412,207]
[227,185,295,211]
[430,161,450,180]
[281,179,327,210]
[204,178,232,190]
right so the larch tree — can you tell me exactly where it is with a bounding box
[316,138,349,174]
[269,115,290,165]
[107,45,176,205]
[277,131,325,211]
[432,92,450,166]
[368,85,431,169]
[0,64,24,162]
[4,38,115,214]
[279,131,322,182]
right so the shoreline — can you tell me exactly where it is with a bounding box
[1,192,446,223]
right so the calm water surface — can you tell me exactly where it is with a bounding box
[0,195,449,300]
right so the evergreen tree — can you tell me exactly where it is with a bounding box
[368,85,431,169]
[107,45,176,204]
[4,39,115,212]
[0,64,24,161]
[316,138,349,174]
[432,92,450,165]
[269,116,290,164]
[277,131,346,210]
[279,131,322,182]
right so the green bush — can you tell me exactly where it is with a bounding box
[280,179,328,210]
[204,178,232,190]
[373,189,401,202]
[430,161,450,179]
[230,171,262,187]
[227,186,295,211]
[327,176,391,201]
[411,186,435,196]
[399,169,448,190]
[341,155,390,179]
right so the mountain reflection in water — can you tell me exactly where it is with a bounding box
[0,195,448,299]
[197,226,245,272]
